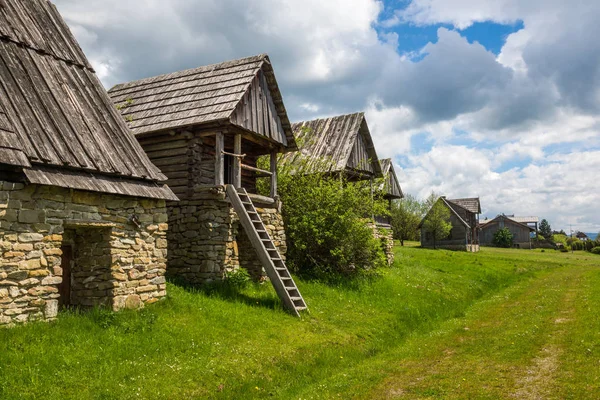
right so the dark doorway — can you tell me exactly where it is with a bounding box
[224,154,234,185]
[58,245,73,307]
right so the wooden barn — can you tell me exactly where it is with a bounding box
[375,159,403,262]
[109,55,307,315]
[479,215,535,248]
[281,112,383,180]
[376,158,404,226]
[279,113,396,263]
[420,197,481,252]
[0,0,177,326]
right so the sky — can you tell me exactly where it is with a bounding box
[53,0,600,233]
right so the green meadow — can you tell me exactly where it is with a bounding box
[1,245,598,399]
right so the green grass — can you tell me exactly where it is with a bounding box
[0,247,597,399]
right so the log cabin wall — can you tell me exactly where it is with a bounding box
[137,132,283,285]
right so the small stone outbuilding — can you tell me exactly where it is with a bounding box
[0,0,177,326]
[109,55,297,284]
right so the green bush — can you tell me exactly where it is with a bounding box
[493,228,514,248]
[591,247,600,255]
[261,152,388,279]
[224,268,251,289]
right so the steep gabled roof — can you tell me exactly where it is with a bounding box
[419,197,470,229]
[108,54,296,149]
[447,198,481,214]
[281,112,383,178]
[0,0,176,200]
[479,215,535,231]
[379,158,403,199]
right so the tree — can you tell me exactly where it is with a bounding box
[390,194,424,246]
[493,228,514,248]
[539,219,552,239]
[422,199,452,249]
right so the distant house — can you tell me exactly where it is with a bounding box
[576,232,589,241]
[504,215,539,239]
[479,215,535,248]
[0,0,177,326]
[419,197,481,252]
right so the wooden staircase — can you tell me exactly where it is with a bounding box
[226,185,308,317]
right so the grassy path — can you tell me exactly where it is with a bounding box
[364,263,600,399]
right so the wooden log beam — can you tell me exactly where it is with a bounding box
[241,163,272,176]
[215,132,224,186]
[233,134,242,189]
[270,151,277,198]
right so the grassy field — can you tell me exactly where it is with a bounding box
[0,245,598,399]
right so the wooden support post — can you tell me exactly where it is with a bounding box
[270,151,278,198]
[233,134,242,188]
[215,132,224,186]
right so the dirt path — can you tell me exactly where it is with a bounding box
[364,265,599,399]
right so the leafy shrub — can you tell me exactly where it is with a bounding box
[591,247,600,255]
[260,150,388,279]
[493,228,514,248]
[224,268,251,289]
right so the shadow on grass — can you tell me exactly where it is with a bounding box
[167,276,283,311]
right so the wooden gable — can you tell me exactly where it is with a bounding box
[347,129,373,173]
[230,68,287,147]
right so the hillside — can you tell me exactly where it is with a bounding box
[0,246,598,399]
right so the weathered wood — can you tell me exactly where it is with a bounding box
[233,133,242,188]
[0,0,175,201]
[281,113,382,180]
[226,186,307,316]
[214,132,224,185]
[241,163,272,176]
[270,151,277,198]
[107,54,296,150]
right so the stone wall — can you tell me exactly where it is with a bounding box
[0,181,168,327]
[371,224,395,265]
[166,186,287,284]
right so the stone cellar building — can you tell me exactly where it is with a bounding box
[109,55,308,315]
[0,0,178,326]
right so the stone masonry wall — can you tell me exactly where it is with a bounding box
[0,181,168,327]
[166,186,287,284]
[372,224,395,265]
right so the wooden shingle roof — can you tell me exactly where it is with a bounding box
[380,158,403,199]
[0,0,176,200]
[447,198,481,214]
[281,112,382,178]
[108,54,296,149]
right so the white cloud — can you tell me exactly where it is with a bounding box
[52,0,600,231]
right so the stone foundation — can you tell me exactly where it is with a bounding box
[373,224,395,265]
[167,186,287,284]
[0,181,168,327]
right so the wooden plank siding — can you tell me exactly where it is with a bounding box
[379,159,403,199]
[0,0,175,201]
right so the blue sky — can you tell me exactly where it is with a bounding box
[55,0,600,233]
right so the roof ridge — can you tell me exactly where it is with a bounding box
[109,54,267,93]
